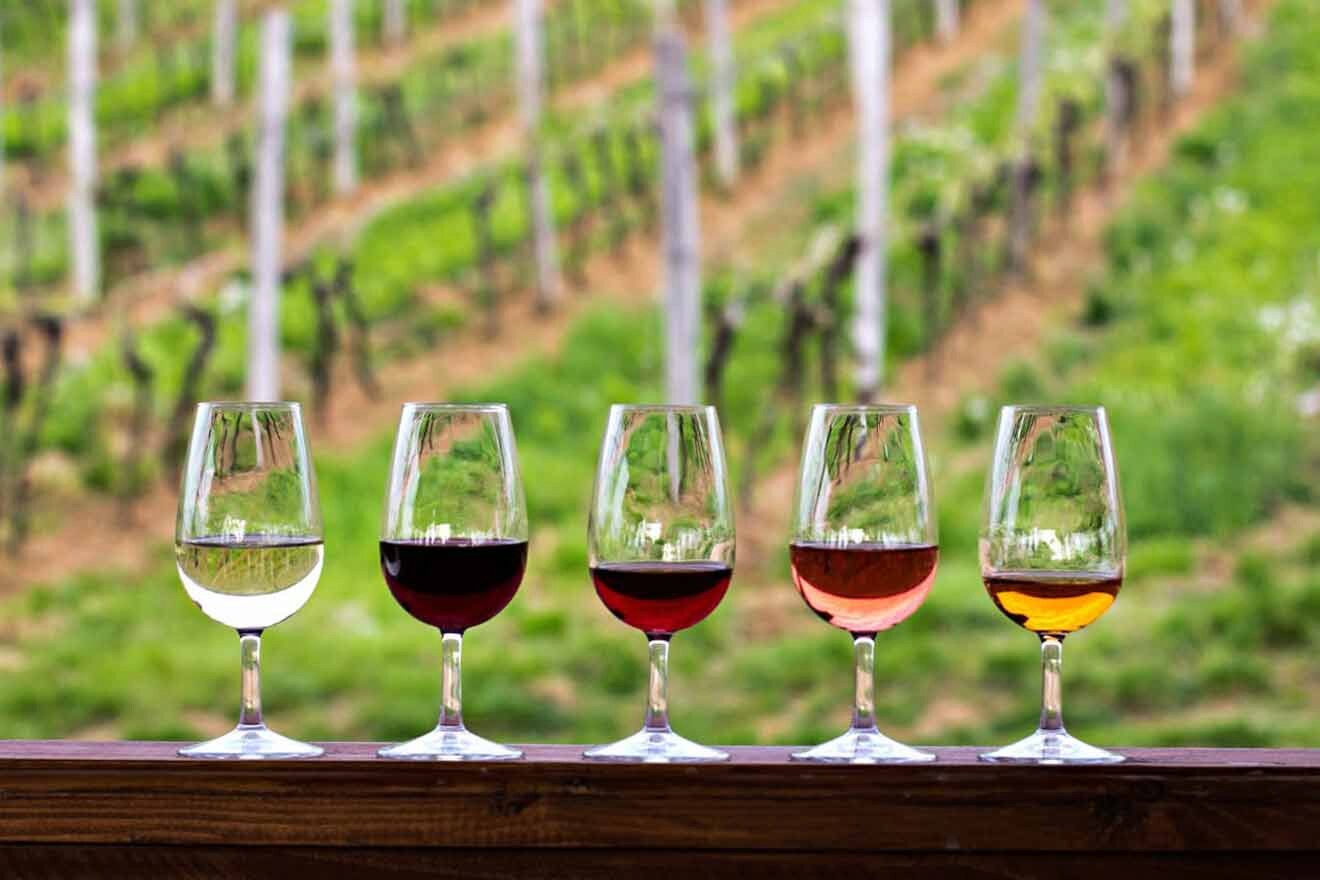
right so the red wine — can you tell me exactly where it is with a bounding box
[380,538,528,633]
[591,561,733,638]
[789,542,938,637]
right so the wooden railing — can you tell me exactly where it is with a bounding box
[0,742,1315,876]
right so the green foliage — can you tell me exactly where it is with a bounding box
[6,0,1320,753]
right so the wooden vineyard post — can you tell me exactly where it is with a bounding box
[705,0,740,190]
[384,0,408,46]
[247,9,292,402]
[935,0,959,44]
[117,0,140,52]
[213,0,238,107]
[331,0,359,196]
[655,0,702,406]
[1218,0,1242,35]
[515,0,563,311]
[69,0,101,304]
[1010,0,1045,275]
[1104,0,1130,182]
[848,0,891,401]
[1170,0,1196,100]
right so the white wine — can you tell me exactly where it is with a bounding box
[176,536,323,631]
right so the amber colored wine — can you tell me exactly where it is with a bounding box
[591,561,733,639]
[789,543,938,637]
[983,570,1122,637]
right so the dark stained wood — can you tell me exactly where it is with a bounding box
[0,743,1317,876]
[0,847,1317,879]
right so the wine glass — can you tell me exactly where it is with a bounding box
[585,404,735,762]
[175,402,324,759]
[980,405,1126,764]
[789,404,938,763]
[377,403,528,761]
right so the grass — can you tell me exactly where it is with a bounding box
[1,0,1318,750]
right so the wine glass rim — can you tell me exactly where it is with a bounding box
[197,400,302,410]
[609,403,716,414]
[401,402,509,412]
[812,402,917,413]
[1002,404,1105,415]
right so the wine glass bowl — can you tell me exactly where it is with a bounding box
[789,404,938,764]
[174,402,324,759]
[377,403,528,761]
[980,405,1126,764]
[585,404,734,762]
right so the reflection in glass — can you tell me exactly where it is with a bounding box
[174,402,324,759]
[789,404,938,763]
[377,403,528,761]
[585,405,735,762]
[980,405,1126,764]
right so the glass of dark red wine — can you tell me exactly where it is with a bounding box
[789,403,938,763]
[981,405,1126,764]
[585,404,735,762]
[377,403,528,761]
[175,402,324,759]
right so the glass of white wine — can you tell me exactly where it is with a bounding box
[174,402,324,759]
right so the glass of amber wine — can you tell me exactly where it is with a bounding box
[981,405,1126,764]
[789,404,938,763]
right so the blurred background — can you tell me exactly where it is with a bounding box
[0,0,1316,749]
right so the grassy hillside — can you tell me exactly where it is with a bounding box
[0,0,1316,749]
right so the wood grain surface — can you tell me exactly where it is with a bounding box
[0,742,1315,876]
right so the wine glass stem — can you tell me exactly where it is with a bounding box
[643,638,671,733]
[438,631,464,731]
[1038,636,1065,734]
[851,635,876,732]
[238,631,264,729]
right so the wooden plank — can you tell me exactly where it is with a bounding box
[0,743,1316,854]
[1,846,1318,879]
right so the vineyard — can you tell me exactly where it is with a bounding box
[0,0,1315,751]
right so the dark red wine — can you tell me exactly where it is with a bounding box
[789,542,938,637]
[380,538,528,633]
[591,561,733,638]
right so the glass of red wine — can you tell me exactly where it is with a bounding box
[175,402,324,759]
[585,404,735,762]
[377,403,529,761]
[789,404,938,763]
[980,405,1126,764]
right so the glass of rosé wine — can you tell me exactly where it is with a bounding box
[789,404,938,764]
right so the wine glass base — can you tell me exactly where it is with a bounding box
[980,729,1124,764]
[378,725,523,761]
[584,728,729,763]
[792,727,936,764]
[178,724,324,760]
